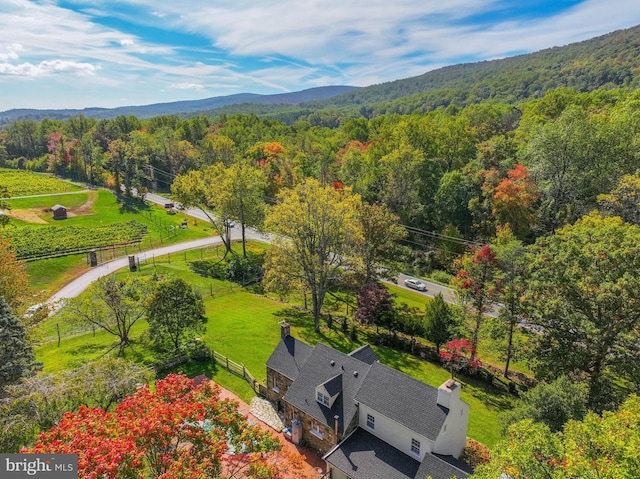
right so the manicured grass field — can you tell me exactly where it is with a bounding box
[10,189,213,293]
[35,243,512,447]
[0,168,82,196]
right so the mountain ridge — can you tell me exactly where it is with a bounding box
[0,86,357,123]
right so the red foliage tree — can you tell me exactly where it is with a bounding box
[452,245,500,358]
[355,282,395,333]
[24,374,299,479]
[439,339,481,379]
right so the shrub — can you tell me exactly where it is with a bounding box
[349,325,358,341]
[429,270,454,285]
[461,438,491,467]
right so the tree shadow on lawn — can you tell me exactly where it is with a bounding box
[273,308,359,353]
[118,195,151,214]
[160,359,220,379]
[274,308,513,412]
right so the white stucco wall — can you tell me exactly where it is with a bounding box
[328,464,350,479]
[433,399,469,458]
[357,403,433,461]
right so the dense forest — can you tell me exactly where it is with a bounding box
[3,87,640,246]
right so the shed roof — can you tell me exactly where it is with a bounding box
[324,428,420,479]
[52,204,67,211]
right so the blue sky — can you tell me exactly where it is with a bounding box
[1,0,639,110]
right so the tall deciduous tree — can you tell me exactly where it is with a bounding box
[357,202,406,283]
[0,237,29,310]
[453,245,500,357]
[1,358,152,452]
[525,213,640,410]
[65,276,150,354]
[172,168,233,255]
[0,297,40,390]
[492,164,538,240]
[264,179,362,332]
[205,163,267,258]
[598,172,640,225]
[490,225,528,377]
[473,395,640,479]
[145,278,205,352]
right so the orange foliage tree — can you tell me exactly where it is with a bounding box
[493,164,538,239]
[26,374,309,479]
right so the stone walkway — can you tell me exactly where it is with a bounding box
[250,397,285,432]
[215,384,326,479]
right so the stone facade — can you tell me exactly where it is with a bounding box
[266,366,293,409]
[286,404,338,453]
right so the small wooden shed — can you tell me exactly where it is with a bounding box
[52,204,67,220]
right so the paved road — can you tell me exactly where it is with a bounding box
[47,235,227,313]
[46,192,272,311]
[46,189,494,318]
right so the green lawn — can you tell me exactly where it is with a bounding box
[34,243,512,447]
[11,190,213,294]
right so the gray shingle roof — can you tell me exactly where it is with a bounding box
[324,427,420,479]
[348,344,379,364]
[354,361,448,441]
[322,373,343,397]
[265,335,314,381]
[283,343,372,434]
[415,452,472,479]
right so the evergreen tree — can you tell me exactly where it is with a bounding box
[424,293,457,351]
[0,297,40,389]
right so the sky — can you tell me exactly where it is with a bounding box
[1,0,640,111]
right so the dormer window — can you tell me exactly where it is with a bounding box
[316,373,342,408]
[317,391,330,407]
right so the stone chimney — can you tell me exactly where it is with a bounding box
[437,379,461,410]
[281,321,291,340]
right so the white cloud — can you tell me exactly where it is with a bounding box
[2,0,640,110]
[0,59,100,77]
[0,43,22,61]
[169,82,204,90]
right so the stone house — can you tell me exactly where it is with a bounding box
[265,322,472,479]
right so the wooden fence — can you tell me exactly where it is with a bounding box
[154,348,266,396]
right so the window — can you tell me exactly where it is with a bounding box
[317,391,330,406]
[411,438,421,455]
[366,414,375,430]
[310,421,323,439]
[272,386,280,393]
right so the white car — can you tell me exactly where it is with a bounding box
[404,278,427,291]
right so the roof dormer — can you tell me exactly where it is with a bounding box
[316,373,343,408]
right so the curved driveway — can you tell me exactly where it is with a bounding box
[47,191,464,313]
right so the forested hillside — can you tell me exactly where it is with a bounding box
[302,24,640,114]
